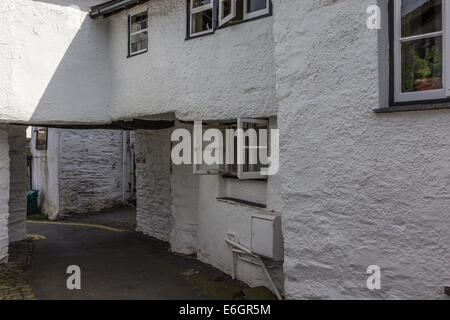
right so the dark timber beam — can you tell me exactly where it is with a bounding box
[12,120,174,131]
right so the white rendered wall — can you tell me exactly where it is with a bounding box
[273,0,450,299]
[135,129,173,242]
[169,124,199,255]
[135,121,284,293]
[58,129,124,216]
[0,0,110,124]
[0,0,276,124]
[7,126,27,242]
[31,128,126,219]
[106,0,277,121]
[0,125,10,263]
[196,175,284,292]
[31,128,61,219]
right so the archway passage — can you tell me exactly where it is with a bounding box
[1,122,265,300]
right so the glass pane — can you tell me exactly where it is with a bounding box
[401,0,441,37]
[242,122,268,173]
[131,13,147,33]
[246,0,267,13]
[36,129,47,150]
[191,9,213,34]
[130,32,148,53]
[235,0,244,21]
[221,0,232,19]
[193,0,211,8]
[401,36,442,92]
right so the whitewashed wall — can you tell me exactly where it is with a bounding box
[135,129,173,241]
[273,0,450,299]
[0,0,110,124]
[135,120,284,293]
[58,129,124,216]
[31,128,126,219]
[0,125,10,263]
[106,0,276,121]
[7,126,27,242]
[169,124,199,255]
[31,128,61,219]
[0,0,276,124]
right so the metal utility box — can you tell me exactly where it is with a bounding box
[251,214,284,261]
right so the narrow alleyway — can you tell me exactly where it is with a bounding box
[25,208,256,300]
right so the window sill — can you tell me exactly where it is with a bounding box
[216,197,266,209]
[221,174,268,182]
[127,49,148,58]
[374,101,450,113]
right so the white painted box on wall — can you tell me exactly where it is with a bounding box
[251,214,284,261]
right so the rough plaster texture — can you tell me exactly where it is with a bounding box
[0,0,110,124]
[169,124,200,255]
[106,0,277,121]
[7,126,27,242]
[0,0,276,124]
[0,0,447,300]
[135,129,173,242]
[58,129,124,216]
[273,0,450,299]
[31,128,60,218]
[135,123,284,293]
[31,128,126,219]
[0,125,10,263]
[197,175,284,292]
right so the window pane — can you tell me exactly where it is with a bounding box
[130,32,148,53]
[246,0,267,13]
[193,0,211,8]
[192,9,213,34]
[36,129,47,150]
[401,0,441,37]
[401,36,442,92]
[131,13,147,33]
[221,0,232,19]
[242,122,268,173]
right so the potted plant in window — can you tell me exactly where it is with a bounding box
[413,41,442,91]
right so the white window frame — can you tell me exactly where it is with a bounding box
[219,0,237,27]
[394,0,449,103]
[190,0,214,37]
[243,0,270,20]
[237,118,269,180]
[192,118,269,180]
[129,11,148,56]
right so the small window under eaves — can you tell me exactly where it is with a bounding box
[129,11,148,57]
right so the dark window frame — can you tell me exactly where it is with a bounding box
[186,0,273,40]
[377,0,450,113]
[35,128,48,151]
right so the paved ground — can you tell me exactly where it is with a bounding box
[61,206,137,231]
[0,240,35,300]
[26,209,253,300]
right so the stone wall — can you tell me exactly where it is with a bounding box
[135,121,284,294]
[30,128,61,219]
[273,0,450,299]
[135,129,173,241]
[58,129,124,216]
[0,124,10,263]
[7,126,26,242]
